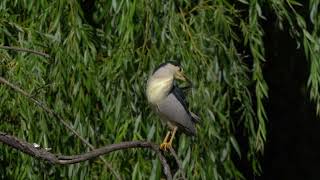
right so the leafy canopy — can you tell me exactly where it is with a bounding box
[0,0,319,179]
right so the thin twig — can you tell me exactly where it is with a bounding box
[0,132,172,180]
[169,147,187,180]
[0,46,120,179]
[0,77,121,180]
[103,161,122,180]
[0,77,92,148]
[0,45,50,58]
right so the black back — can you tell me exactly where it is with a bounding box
[170,84,189,113]
[171,83,200,123]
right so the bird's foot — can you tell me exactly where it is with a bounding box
[160,142,172,151]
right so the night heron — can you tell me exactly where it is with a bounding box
[146,61,199,150]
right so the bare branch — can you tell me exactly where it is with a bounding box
[0,76,121,180]
[0,77,93,148]
[169,147,187,180]
[0,46,123,179]
[0,132,172,180]
[0,45,50,58]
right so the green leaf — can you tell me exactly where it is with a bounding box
[147,124,155,141]
[230,136,241,158]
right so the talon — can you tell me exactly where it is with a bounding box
[160,131,171,151]
[159,127,177,151]
[160,142,172,151]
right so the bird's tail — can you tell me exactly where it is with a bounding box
[190,112,200,123]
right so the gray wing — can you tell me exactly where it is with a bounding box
[171,84,200,123]
[157,92,196,135]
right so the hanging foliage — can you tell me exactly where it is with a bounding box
[0,0,319,179]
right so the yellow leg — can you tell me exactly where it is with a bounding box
[160,127,177,151]
[161,131,170,143]
[160,131,171,150]
[168,127,177,145]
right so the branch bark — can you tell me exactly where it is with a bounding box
[0,47,179,179]
[0,77,92,147]
[0,132,172,180]
[169,147,187,180]
[0,46,122,179]
[0,77,122,179]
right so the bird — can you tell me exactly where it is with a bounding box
[146,61,199,151]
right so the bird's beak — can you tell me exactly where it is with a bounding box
[175,71,193,86]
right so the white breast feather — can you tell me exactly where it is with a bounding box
[146,77,173,104]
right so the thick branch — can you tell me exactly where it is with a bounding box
[0,45,50,58]
[0,76,121,179]
[0,77,93,148]
[0,132,172,180]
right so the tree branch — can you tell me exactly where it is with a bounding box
[0,77,93,151]
[0,47,178,179]
[0,46,122,179]
[169,147,186,180]
[0,45,50,58]
[0,132,172,180]
[0,76,122,180]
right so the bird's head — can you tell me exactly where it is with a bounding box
[146,61,191,104]
[152,61,189,82]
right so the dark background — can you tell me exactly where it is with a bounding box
[232,3,320,179]
[260,15,320,180]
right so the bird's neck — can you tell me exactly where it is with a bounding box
[146,77,173,104]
